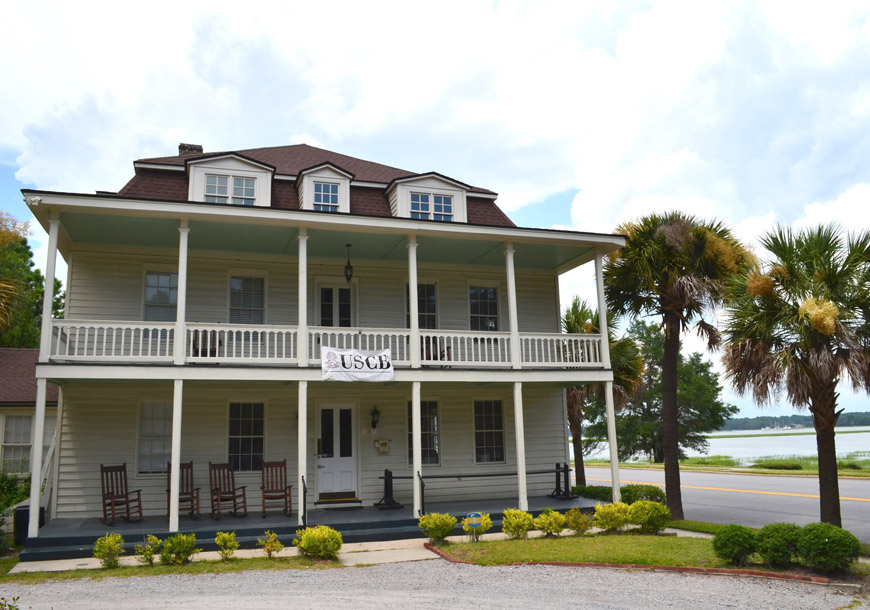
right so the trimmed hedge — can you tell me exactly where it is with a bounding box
[757,523,800,566]
[572,484,666,505]
[796,522,860,573]
[712,524,757,566]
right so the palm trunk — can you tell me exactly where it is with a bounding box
[566,387,587,487]
[572,432,586,487]
[661,312,684,519]
[810,380,842,527]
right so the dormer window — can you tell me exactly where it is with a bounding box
[313,182,340,212]
[205,175,256,206]
[387,173,468,223]
[411,193,453,221]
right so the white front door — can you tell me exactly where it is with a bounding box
[316,405,357,498]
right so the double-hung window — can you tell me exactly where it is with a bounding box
[410,193,453,222]
[313,182,339,212]
[410,193,430,219]
[469,286,499,331]
[229,402,264,472]
[138,402,172,474]
[230,276,265,324]
[407,401,440,465]
[144,272,178,322]
[405,283,437,329]
[1,414,57,473]
[473,400,505,463]
[205,174,256,206]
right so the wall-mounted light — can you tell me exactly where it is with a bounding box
[344,243,353,284]
[370,406,380,429]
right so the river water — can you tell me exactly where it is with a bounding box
[586,426,870,461]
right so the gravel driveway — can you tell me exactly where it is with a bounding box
[4,561,866,610]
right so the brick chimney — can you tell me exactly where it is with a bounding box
[178,143,203,156]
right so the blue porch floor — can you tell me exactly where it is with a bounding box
[21,494,598,562]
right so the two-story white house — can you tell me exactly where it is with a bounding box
[22,143,624,539]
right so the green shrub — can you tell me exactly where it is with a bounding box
[0,472,29,514]
[571,485,612,502]
[501,508,534,539]
[796,522,860,573]
[564,508,594,535]
[159,532,201,566]
[757,523,800,566]
[627,500,671,534]
[621,484,667,505]
[712,524,757,566]
[293,526,342,559]
[461,512,492,542]
[258,529,285,559]
[93,533,125,568]
[134,534,162,566]
[418,512,458,544]
[215,531,239,561]
[533,508,566,537]
[593,502,630,533]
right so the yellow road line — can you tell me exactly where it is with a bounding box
[585,477,870,502]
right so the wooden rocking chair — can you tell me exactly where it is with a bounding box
[100,463,143,525]
[209,461,247,519]
[261,460,292,517]
[166,461,201,519]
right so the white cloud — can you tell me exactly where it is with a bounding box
[793,183,870,232]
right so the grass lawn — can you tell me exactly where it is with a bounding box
[0,554,340,585]
[446,535,725,568]
[584,454,870,478]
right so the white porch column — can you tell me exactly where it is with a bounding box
[27,379,47,538]
[411,381,422,515]
[37,216,60,361]
[297,231,309,367]
[504,243,521,369]
[297,381,308,525]
[50,386,64,519]
[408,238,420,368]
[168,379,183,532]
[513,382,528,511]
[595,253,621,502]
[173,221,189,365]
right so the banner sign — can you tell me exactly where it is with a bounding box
[321,347,394,382]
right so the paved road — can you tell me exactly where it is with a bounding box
[584,466,870,542]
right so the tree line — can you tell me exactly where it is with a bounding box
[721,411,870,431]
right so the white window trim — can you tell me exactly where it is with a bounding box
[225,399,268,474]
[471,398,508,465]
[406,397,442,469]
[314,277,359,327]
[312,181,341,212]
[141,267,179,323]
[0,408,58,474]
[135,399,173,477]
[188,160,272,207]
[466,280,503,332]
[390,181,468,223]
[299,167,351,214]
[227,270,268,325]
[405,278,439,329]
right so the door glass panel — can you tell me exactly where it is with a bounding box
[320,409,334,458]
[339,408,353,457]
[338,288,351,327]
[320,288,334,326]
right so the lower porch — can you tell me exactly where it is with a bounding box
[20,494,599,562]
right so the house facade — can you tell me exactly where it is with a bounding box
[22,143,623,537]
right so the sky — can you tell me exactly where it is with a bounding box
[2,0,870,419]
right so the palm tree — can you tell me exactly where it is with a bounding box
[604,212,751,519]
[723,225,870,526]
[561,297,642,486]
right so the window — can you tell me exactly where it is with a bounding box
[230,276,265,324]
[205,174,256,206]
[313,182,339,212]
[407,401,440,465]
[138,402,172,474]
[319,286,353,327]
[405,283,437,329]
[144,272,178,322]
[474,400,505,463]
[410,193,453,222]
[469,286,498,331]
[410,193,430,220]
[432,194,453,222]
[229,402,264,472]
[1,414,58,474]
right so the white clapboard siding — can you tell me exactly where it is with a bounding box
[66,249,559,334]
[54,381,568,518]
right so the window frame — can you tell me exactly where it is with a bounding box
[227,400,266,473]
[227,271,268,325]
[299,165,352,214]
[472,399,506,464]
[406,400,441,467]
[0,409,58,474]
[405,280,439,330]
[468,282,501,332]
[204,173,257,206]
[314,278,358,328]
[313,181,340,212]
[142,269,179,323]
[136,400,173,476]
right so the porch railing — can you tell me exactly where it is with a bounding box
[520,333,603,367]
[419,330,512,367]
[50,320,175,361]
[187,323,297,364]
[308,327,411,365]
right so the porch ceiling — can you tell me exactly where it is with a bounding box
[58,211,601,271]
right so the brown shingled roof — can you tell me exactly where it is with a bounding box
[137,143,497,195]
[0,349,59,405]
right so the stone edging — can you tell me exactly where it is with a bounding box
[423,543,842,587]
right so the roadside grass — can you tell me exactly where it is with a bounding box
[0,555,340,585]
[664,520,734,536]
[447,535,725,568]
